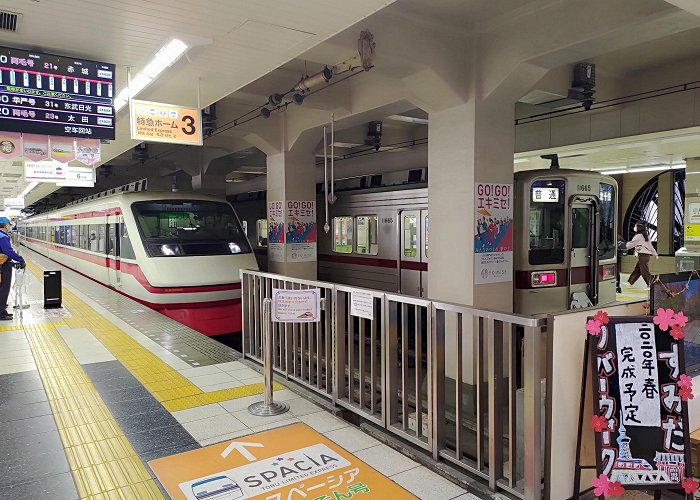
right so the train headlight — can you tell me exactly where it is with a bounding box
[531,271,557,287]
[152,244,181,256]
[228,242,241,254]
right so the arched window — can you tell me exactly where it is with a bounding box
[623,170,685,254]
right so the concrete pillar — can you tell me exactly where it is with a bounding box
[427,96,515,312]
[266,148,317,279]
[656,171,674,255]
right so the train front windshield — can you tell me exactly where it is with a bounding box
[132,200,252,257]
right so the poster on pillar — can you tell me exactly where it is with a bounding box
[285,200,317,262]
[474,183,513,284]
[267,201,285,262]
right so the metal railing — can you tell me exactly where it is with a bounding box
[241,270,548,499]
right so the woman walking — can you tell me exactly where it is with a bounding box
[625,221,658,287]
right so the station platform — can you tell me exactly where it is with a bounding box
[0,248,478,500]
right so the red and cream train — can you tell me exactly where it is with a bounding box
[18,192,258,336]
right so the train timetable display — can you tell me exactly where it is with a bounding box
[0,46,115,139]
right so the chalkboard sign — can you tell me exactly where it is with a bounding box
[589,315,693,495]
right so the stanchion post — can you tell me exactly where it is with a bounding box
[249,298,289,416]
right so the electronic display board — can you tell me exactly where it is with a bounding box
[0,46,115,139]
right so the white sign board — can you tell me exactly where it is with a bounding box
[25,160,66,181]
[57,166,95,187]
[272,288,321,323]
[4,197,24,209]
[350,290,374,320]
[531,187,559,203]
[689,202,700,223]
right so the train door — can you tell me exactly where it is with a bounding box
[400,209,428,297]
[106,220,121,287]
[569,200,597,308]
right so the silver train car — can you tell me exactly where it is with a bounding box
[234,168,618,315]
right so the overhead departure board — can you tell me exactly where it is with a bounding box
[0,46,115,139]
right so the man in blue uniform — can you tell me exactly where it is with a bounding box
[0,217,25,320]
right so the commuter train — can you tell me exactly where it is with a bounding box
[19,192,258,336]
[234,167,618,315]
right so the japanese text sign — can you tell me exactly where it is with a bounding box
[590,316,690,489]
[272,288,321,323]
[0,45,115,139]
[129,99,202,145]
[149,423,416,500]
[474,183,513,284]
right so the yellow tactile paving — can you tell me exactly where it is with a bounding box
[21,320,164,499]
[24,259,280,413]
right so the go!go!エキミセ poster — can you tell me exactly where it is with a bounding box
[285,201,316,263]
[474,183,513,284]
[267,201,285,262]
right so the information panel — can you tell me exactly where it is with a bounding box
[590,316,691,490]
[129,99,202,145]
[0,46,115,139]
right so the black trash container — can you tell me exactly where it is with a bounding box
[43,270,62,308]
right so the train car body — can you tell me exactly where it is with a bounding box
[234,168,618,316]
[20,192,258,336]
[513,169,618,314]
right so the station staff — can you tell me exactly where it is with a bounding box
[625,221,658,288]
[0,217,25,320]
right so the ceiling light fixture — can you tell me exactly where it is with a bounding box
[629,165,670,173]
[20,181,39,198]
[600,169,628,175]
[114,38,190,112]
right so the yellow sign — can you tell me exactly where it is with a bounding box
[149,423,416,500]
[129,99,202,145]
[686,224,700,241]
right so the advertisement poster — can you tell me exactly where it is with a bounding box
[474,183,513,284]
[0,132,21,160]
[75,138,101,165]
[286,200,317,263]
[267,201,284,262]
[50,136,76,163]
[22,133,49,161]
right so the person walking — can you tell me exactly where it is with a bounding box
[625,221,657,288]
[0,217,25,320]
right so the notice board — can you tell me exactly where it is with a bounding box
[589,315,692,493]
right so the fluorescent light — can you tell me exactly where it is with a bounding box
[386,114,428,125]
[672,162,686,169]
[629,165,670,173]
[20,181,39,197]
[513,158,529,164]
[600,169,628,175]
[129,73,152,97]
[114,98,127,111]
[142,39,189,78]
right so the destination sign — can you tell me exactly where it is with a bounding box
[0,46,115,139]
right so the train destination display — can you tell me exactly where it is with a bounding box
[0,46,115,139]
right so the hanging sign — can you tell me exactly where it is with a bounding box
[474,183,513,284]
[286,200,316,262]
[57,165,95,187]
[49,136,75,163]
[272,288,321,323]
[75,138,101,165]
[0,131,21,159]
[129,99,202,145]
[4,197,23,209]
[149,423,415,500]
[267,201,284,262]
[587,312,695,496]
[24,159,65,181]
[21,133,49,161]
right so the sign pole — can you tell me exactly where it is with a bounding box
[249,298,289,416]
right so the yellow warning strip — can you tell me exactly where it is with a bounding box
[25,259,279,412]
[22,321,164,499]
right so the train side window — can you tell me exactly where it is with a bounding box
[98,225,106,253]
[355,215,378,255]
[403,215,418,257]
[529,180,565,265]
[333,217,353,253]
[87,224,99,252]
[120,224,136,259]
[599,183,616,260]
[79,225,88,250]
[241,220,248,236]
[256,219,268,247]
[71,226,79,247]
[58,226,66,245]
[571,208,590,248]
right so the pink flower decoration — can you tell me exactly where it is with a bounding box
[674,311,689,328]
[653,308,677,331]
[670,324,685,341]
[592,474,610,497]
[591,415,608,433]
[586,319,602,336]
[683,477,699,494]
[680,387,694,401]
[608,481,625,497]
[594,311,609,325]
[679,374,693,389]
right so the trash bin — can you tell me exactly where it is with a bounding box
[43,270,62,308]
